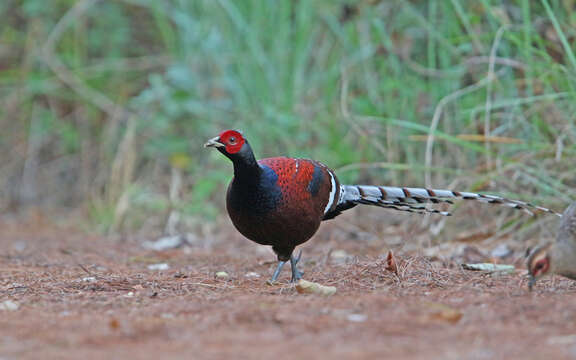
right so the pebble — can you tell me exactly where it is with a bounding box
[147,263,170,271]
[245,272,261,279]
[347,314,368,323]
[0,300,20,311]
[215,271,229,279]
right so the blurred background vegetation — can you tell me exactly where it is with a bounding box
[1,0,575,239]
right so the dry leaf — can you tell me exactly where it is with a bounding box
[461,263,515,273]
[425,302,463,324]
[454,230,495,243]
[109,318,120,330]
[295,279,337,296]
[385,250,398,275]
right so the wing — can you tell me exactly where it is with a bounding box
[557,202,576,245]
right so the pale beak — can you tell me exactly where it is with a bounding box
[204,136,225,148]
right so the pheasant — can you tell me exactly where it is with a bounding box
[527,202,576,290]
[205,129,558,283]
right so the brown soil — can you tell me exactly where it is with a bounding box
[1,217,575,360]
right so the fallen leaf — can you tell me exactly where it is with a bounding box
[454,230,495,243]
[425,302,463,324]
[295,279,337,296]
[461,263,515,273]
[109,318,120,330]
[385,250,398,275]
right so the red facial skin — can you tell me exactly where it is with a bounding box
[219,130,245,154]
[532,257,550,278]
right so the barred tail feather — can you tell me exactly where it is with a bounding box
[338,185,560,217]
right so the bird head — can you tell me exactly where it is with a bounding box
[526,244,552,291]
[204,130,253,163]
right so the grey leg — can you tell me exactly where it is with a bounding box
[290,250,303,282]
[270,260,287,283]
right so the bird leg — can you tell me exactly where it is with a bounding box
[268,250,303,283]
[270,260,287,283]
[290,250,303,282]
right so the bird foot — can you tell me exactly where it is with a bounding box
[268,250,304,283]
[290,250,304,283]
[269,260,287,284]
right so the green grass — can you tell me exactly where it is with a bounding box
[1,0,576,234]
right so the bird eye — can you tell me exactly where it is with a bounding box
[229,136,236,144]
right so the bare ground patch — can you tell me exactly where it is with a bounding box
[1,219,575,360]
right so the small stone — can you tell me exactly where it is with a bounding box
[245,272,261,279]
[331,249,349,259]
[12,241,26,252]
[0,300,20,311]
[347,314,367,323]
[491,244,512,258]
[147,263,170,271]
[124,292,135,298]
[143,235,185,251]
[215,271,229,279]
[330,249,351,264]
[81,276,97,282]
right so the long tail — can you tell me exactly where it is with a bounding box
[323,184,560,220]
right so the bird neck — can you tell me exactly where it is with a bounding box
[230,143,261,181]
[551,242,575,276]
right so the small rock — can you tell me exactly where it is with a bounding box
[330,249,351,264]
[347,314,367,323]
[245,272,261,279]
[12,241,26,252]
[215,271,229,279]
[143,235,185,251]
[547,334,576,345]
[81,276,97,282]
[0,300,20,311]
[491,244,512,258]
[124,292,135,298]
[147,263,170,271]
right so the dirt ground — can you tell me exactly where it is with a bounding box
[1,215,576,360]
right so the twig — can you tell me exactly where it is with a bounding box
[77,263,95,277]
